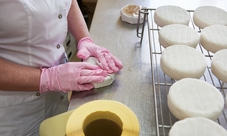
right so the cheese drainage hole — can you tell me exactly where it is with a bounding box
[83,111,123,136]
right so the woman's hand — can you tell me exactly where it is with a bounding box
[77,37,123,73]
[39,62,108,93]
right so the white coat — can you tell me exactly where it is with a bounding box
[0,0,72,135]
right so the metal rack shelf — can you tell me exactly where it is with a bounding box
[137,8,227,136]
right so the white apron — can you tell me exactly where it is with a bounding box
[0,0,72,135]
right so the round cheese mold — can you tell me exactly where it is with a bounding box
[160,45,207,80]
[66,100,140,136]
[154,5,190,27]
[120,4,144,24]
[39,100,140,136]
[211,49,227,83]
[193,6,227,29]
[169,117,227,136]
[168,78,224,120]
[158,24,200,48]
[200,25,227,53]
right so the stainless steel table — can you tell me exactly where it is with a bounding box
[68,0,227,135]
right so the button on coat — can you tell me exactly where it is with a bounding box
[0,0,72,135]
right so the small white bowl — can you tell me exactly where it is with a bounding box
[120,4,144,24]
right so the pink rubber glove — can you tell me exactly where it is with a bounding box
[77,37,123,73]
[39,62,108,93]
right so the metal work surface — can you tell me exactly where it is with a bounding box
[69,0,156,135]
[137,8,227,136]
[69,0,227,136]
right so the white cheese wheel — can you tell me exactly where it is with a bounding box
[200,25,227,53]
[211,49,227,83]
[154,5,190,27]
[160,45,207,80]
[159,24,200,48]
[169,117,227,136]
[193,6,227,29]
[168,78,224,120]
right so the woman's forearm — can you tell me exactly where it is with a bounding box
[0,57,40,91]
[0,0,90,92]
[67,0,91,42]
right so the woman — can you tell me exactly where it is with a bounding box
[0,0,123,135]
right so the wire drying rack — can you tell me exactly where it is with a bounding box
[136,8,227,136]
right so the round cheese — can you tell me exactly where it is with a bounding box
[200,25,227,53]
[211,49,227,83]
[84,57,116,88]
[169,117,227,136]
[154,5,190,27]
[159,24,200,48]
[193,6,227,29]
[160,45,207,80]
[168,78,224,120]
